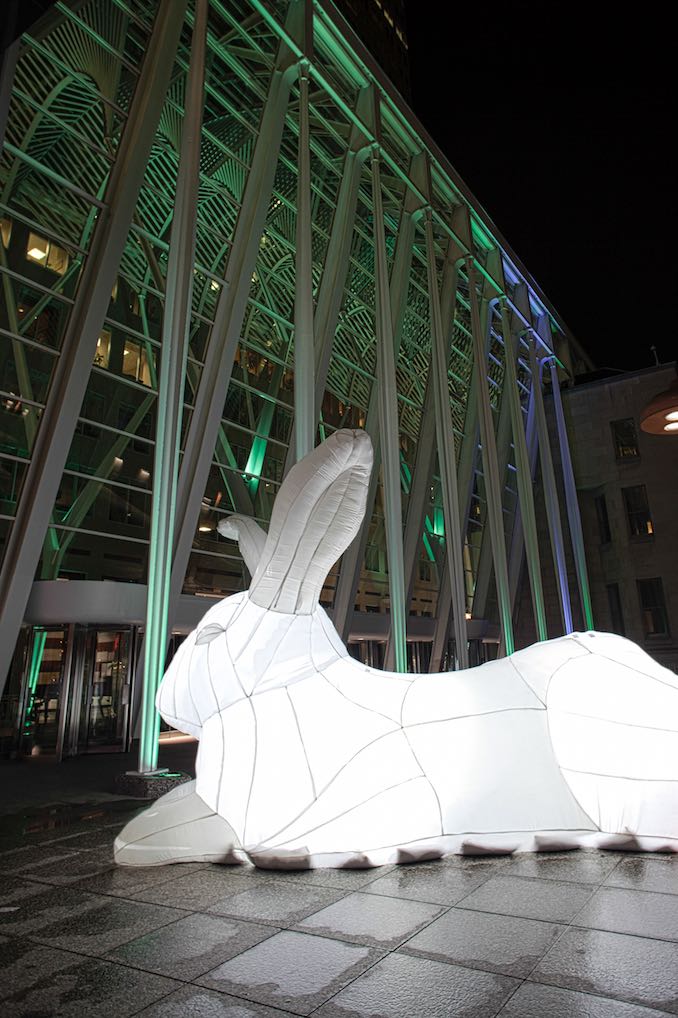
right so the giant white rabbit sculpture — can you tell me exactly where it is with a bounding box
[116,429,678,868]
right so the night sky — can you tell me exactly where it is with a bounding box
[404,5,675,373]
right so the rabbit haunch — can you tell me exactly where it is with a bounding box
[115,429,678,868]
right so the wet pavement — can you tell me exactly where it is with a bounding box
[1,755,678,1016]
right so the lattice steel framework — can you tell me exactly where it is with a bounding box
[0,0,594,742]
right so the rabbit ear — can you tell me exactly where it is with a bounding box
[217,515,267,578]
[248,429,373,614]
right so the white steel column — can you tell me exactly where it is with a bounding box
[0,0,189,696]
[333,154,416,655]
[425,213,468,668]
[402,372,435,607]
[293,3,314,461]
[284,87,371,474]
[371,137,407,672]
[137,0,208,774]
[547,354,594,629]
[528,337,573,634]
[500,300,547,640]
[466,256,514,655]
[169,25,300,614]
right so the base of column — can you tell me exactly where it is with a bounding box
[114,768,192,800]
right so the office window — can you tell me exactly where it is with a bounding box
[94,330,111,369]
[122,339,153,386]
[26,232,69,275]
[611,418,639,459]
[606,583,625,636]
[622,484,653,537]
[594,494,611,543]
[637,578,669,637]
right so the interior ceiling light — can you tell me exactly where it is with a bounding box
[28,246,47,260]
[640,372,678,435]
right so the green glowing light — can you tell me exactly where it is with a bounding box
[24,628,47,731]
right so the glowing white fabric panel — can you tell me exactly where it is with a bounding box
[115,429,678,869]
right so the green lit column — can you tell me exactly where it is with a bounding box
[137,0,208,774]
[371,140,407,673]
[548,355,594,629]
[424,212,469,668]
[293,55,315,461]
[499,299,548,641]
[466,257,514,656]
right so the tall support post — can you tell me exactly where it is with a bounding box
[293,4,314,461]
[466,256,514,655]
[370,135,407,672]
[169,21,301,615]
[528,337,573,634]
[284,87,371,473]
[500,300,548,640]
[137,0,208,775]
[333,152,417,653]
[508,383,538,609]
[0,0,189,697]
[548,355,594,629]
[402,372,436,607]
[424,212,468,667]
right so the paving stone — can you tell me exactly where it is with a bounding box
[0,882,191,956]
[0,938,84,1000]
[136,984,301,1016]
[295,890,445,949]
[1,953,181,1017]
[502,850,622,885]
[74,860,208,898]
[130,866,268,910]
[197,930,382,1015]
[258,864,395,891]
[605,855,678,895]
[316,951,519,1018]
[530,926,678,1014]
[497,981,674,1017]
[401,906,565,977]
[458,874,594,923]
[363,857,498,905]
[574,886,678,942]
[107,912,276,980]
[208,881,345,927]
[22,845,117,885]
[0,842,83,876]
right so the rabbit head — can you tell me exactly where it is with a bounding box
[156,429,373,737]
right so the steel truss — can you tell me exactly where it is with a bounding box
[0,0,593,725]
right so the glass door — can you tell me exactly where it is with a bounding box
[21,626,69,754]
[79,629,133,751]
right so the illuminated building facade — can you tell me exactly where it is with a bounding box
[0,0,593,761]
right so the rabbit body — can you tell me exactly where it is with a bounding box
[115,430,678,868]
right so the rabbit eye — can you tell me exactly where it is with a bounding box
[195,623,226,645]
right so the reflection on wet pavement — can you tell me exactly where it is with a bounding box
[1,791,678,1017]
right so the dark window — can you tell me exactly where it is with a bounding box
[606,583,625,636]
[611,418,639,460]
[594,494,611,543]
[108,488,145,527]
[622,485,653,537]
[637,578,670,637]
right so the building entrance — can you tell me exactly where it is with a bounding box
[76,629,135,753]
[5,625,138,759]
